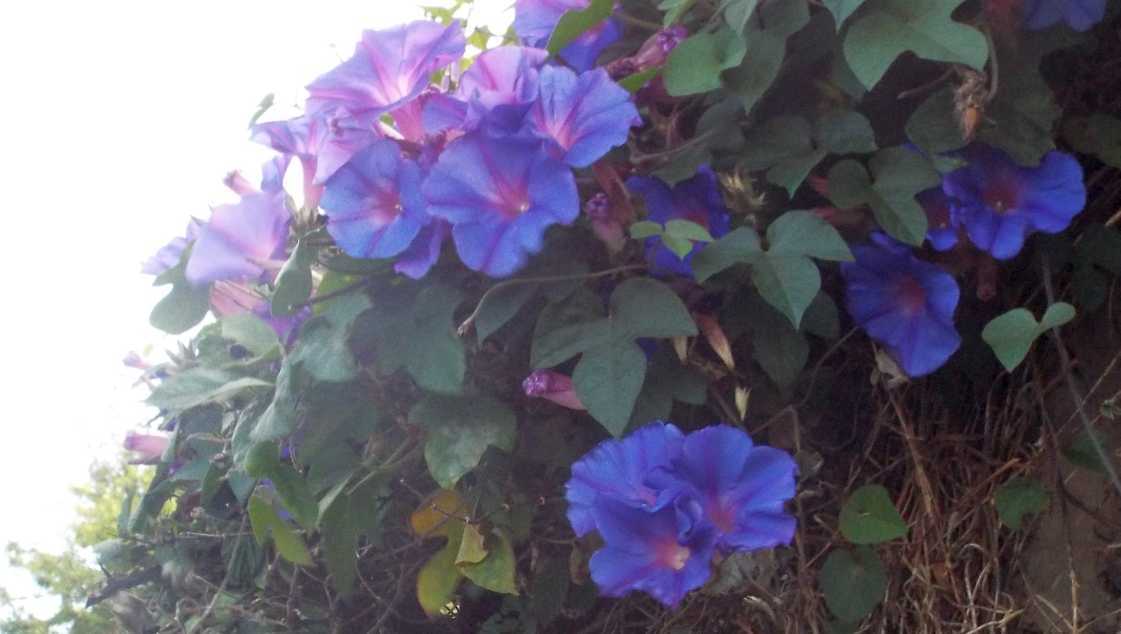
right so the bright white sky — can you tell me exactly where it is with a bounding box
[0,0,512,619]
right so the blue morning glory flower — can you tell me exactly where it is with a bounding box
[1023,0,1106,31]
[522,65,639,168]
[841,233,962,377]
[393,218,449,280]
[589,495,717,607]
[917,186,959,252]
[321,139,428,260]
[565,422,685,537]
[942,145,1086,260]
[422,132,579,277]
[186,192,291,287]
[457,46,550,133]
[626,167,732,278]
[513,0,622,72]
[646,425,798,552]
[142,218,202,276]
[306,21,465,122]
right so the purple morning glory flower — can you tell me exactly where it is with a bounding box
[321,139,428,260]
[513,0,621,72]
[589,495,717,607]
[124,431,170,465]
[251,115,329,209]
[523,369,586,410]
[626,166,732,278]
[393,218,449,279]
[185,190,291,286]
[142,218,203,276]
[306,21,465,122]
[841,233,962,377]
[917,187,959,251]
[942,146,1086,260]
[646,426,797,552]
[210,281,309,345]
[423,132,579,277]
[522,65,639,168]
[565,422,686,537]
[1023,0,1106,31]
[457,46,549,130]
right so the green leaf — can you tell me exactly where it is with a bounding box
[352,284,465,393]
[843,0,987,89]
[767,210,854,262]
[840,485,908,544]
[741,116,824,196]
[147,368,272,411]
[816,110,877,154]
[753,313,809,388]
[725,0,810,113]
[803,292,842,340]
[618,67,660,93]
[458,528,518,595]
[693,226,763,282]
[664,26,747,96]
[752,254,821,329]
[819,547,887,623]
[248,493,313,566]
[994,477,1049,530]
[271,239,315,317]
[244,443,319,529]
[821,0,867,28]
[416,527,463,616]
[530,555,570,626]
[151,282,211,335]
[1065,114,1121,168]
[661,234,695,260]
[475,283,538,343]
[547,0,613,54]
[220,313,281,357]
[610,278,698,340]
[722,0,761,33]
[982,303,1075,371]
[906,87,968,157]
[320,490,359,595]
[1063,428,1114,474]
[530,288,609,368]
[660,0,698,25]
[410,395,517,489]
[665,219,716,243]
[574,341,648,436]
[288,292,372,383]
[827,148,939,245]
[629,220,664,240]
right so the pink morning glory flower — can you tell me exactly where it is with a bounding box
[522,65,639,168]
[306,20,465,123]
[422,132,578,277]
[124,431,171,465]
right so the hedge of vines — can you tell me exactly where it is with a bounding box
[105,0,1121,631]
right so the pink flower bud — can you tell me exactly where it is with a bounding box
[223,170,258,196]
[123,431,171,465]
[523,370,585,410]
[122,351,150,370]
[585,192,626,254]
[633,26,687,71]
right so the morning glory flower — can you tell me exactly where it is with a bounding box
[942,145,1086,260]
[917,187,959,251]
[141,218,203,276]
[565,422,685,537]
[646,425,798,552]
[185,190,291,286]
[522,65,639,168]
[513,0,622,72]
[394,218,449,279]
[124,431,171,465]
[1023,0,1106,31]
[306,21,465,122]
[589,496,717,607]
[457,46,550,131]
[210,281,308,345]
[423,132,579,277]
[321,139,428,260]
[523,370,586,410]
[841,233,962,377]
[626,167,732,278]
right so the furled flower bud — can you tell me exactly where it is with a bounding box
[585,192,626,253]
[633,26,687,71]
[124,431,171,465]
[523,370,585,410]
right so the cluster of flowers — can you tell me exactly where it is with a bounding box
[844,145,1086,377]
[566,422,798,607]
[142,3,664,345]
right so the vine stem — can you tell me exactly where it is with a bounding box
[1041,257,1121,499]
[456,264,647,337]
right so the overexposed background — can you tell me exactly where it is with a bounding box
[0,0,512,619]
